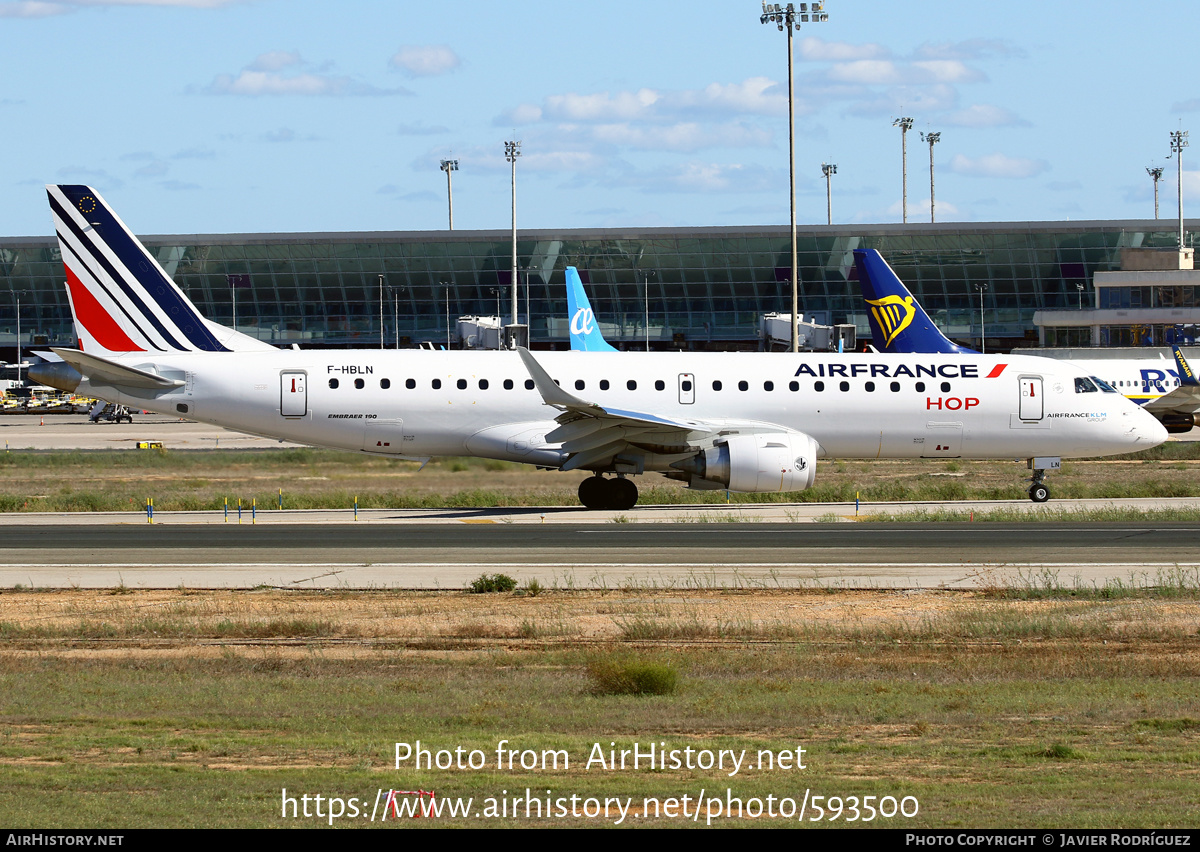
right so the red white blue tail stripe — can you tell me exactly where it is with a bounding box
[48,184,230,354]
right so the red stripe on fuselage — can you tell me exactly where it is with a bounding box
[63,264,144,352]
[986,364,1007,378]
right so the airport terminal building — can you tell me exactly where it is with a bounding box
[2,218,1197,355]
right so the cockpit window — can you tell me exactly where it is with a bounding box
[1090,376,1118,393]
[1074,377,1098,393]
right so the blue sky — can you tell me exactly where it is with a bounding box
[1,0,1197,236]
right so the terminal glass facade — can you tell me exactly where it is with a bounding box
[2,219,1196,351]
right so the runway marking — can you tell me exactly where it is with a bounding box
[5,562,1195,570]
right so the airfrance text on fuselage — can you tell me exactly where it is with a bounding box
[794,363,994,379]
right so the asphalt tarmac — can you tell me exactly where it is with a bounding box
[2,516,1197,589]
[2,413,1197,590]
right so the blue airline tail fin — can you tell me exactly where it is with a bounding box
[1173,345,1199,386]
[566,266,617,352]
[853,249,976,354]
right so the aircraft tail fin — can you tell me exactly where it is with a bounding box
[853,249,976,354]
[565,266,617,352]
[47,184,274,355]
[1173,345,1199,386]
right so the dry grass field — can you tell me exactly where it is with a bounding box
[2,585,1199,828]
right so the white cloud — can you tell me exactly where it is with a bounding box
[0,2,67,16]
[390,45,461,77]
[587,121,772,153]
[914,39,1024,61]
[798,37,888,62]
[204,53,410,97]
[614,162,783,195]
[842,83,960,118]
[248,50,302,72]
[942,104,1029,128]
[501,77,790,129]
[948,153,1048,179]
[827,60,901,85]
[1,0,239,14]
[911,60,984,84]
[543,89,660,122]
[396,123,450,136]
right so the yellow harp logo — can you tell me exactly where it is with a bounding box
[866,294,916,347]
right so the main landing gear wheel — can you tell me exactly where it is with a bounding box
[1027,467,1051,503]
[577,475,639,511]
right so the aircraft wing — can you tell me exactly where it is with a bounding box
[517,347,717,471]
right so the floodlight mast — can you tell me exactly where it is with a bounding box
[504,140,521,330]
[1170,131,1188,250]
[759,1,829,353]
[921,131,940,223]
[439,159,458,230]
[1146,166,1164,219]
[894,117,914,223]
[821,162,836,225]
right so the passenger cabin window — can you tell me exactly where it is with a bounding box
[865,381,875,392]
[655,380,665,391]
[941,381,951,392]
[682,380,693,392]
[600,380,610,390]
[814,381,825,392]
[328,378,339,389]
[890,381,900,392]
[915,382,925,392]
[525,379,535,390]
[627,380,637,390]
[788,381,799,392]
[839,381,849,392]
[457,379,467,390]
[712,380,723,391]
[575,380,586,391]
[380,378,391,389]
[354,378,364,389]
[764,380,774,391]
[738,381,748,391]
[503,379,513,390]
[405,378,416,389]
[432,379,442,389]
[479,379,489,390]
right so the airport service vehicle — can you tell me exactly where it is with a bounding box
[30,185,1167,508]
[855,249,1200,435]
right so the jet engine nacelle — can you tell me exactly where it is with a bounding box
[675,431,819,492]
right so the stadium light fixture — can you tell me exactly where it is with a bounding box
[759,1,829,352]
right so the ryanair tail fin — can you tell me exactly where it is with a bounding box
[566,266,617,352]
[1173,345,1199,386]
[853,249,975,355]
[47,185,275,355]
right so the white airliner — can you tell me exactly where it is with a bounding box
[31,185,1167,508]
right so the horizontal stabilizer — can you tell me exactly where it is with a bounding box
[51,347,184,390]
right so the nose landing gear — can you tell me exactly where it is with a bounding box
[578,474,639,510]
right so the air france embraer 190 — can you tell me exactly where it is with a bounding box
[31,185,1167,509]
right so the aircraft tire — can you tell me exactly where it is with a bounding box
[578,476,608,510]
[1029,484,1050,503]
[609,477,639,511]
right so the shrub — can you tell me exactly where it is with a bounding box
[468,573,517,594]
[587,659,678,696]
